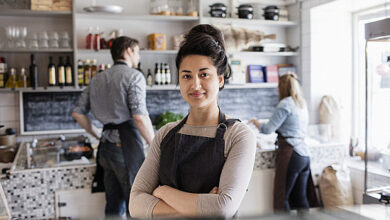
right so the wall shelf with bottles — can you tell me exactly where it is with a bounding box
[0,49,73,53]
[0,9,72,17]
[201,17,298,27]
[75,13,199,22]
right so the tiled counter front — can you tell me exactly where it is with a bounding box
[1,164,96,219]
[253,142,347,174]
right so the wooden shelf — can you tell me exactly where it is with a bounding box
[0,9,72,17]
[0,48,73,53]
[75,13,199,21]
[202,17,297,27]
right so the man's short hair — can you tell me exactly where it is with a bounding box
[110,36,139,61]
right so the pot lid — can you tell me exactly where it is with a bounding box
[210,3,227,7]
[264,5,279,10]
[238,4,253,8]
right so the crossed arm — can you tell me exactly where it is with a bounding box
[129,122,256,218]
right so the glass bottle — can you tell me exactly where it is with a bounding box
[29,54,38,89]
[93,27,100,51]
[17,68,28,88]
[77,59,84,87]
[65,56,73,86]
[108,31,116,49]
[160,63,165,85]
[105,63,111,70]
[83,59,91,86]
[57,56,65,87]
[154,63,161,85]
[147,69,153,86]
[86,27,93,49]
[48,56,56,86]
[5,68,17,88]
[91,59,98,78]
[165,63,171,84]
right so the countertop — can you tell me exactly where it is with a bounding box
[11,141,96,172]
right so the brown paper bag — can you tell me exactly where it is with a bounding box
[319,164,354,208]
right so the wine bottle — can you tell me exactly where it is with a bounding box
[48,56,56,86]
[65,56,73,86]
[29,54,38,89]
[58,56,65,87]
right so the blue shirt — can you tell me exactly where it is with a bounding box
[260,96,309,156]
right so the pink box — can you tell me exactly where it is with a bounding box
[266,65,279,83]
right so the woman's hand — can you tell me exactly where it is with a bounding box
[249,118,261,129]
[153,185,167,199]
[209,186,218,194]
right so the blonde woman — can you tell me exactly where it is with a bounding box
[250,73,318,212]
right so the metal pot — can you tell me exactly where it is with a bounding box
[209,3,227,18]
[0,145,17,163]
[237,4,253,19]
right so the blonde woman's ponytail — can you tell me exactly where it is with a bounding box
[278,73,307,108]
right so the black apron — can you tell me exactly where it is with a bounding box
[273,132,319,210]
[159,110,239,193]
[91,61,145,193]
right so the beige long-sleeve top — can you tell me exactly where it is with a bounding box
[129,119,256,218]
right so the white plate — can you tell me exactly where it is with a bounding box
[83,5,123,14]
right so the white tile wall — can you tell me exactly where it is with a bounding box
[0,92,20,133]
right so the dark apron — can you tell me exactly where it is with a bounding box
[273,132,319,210]
[159,110,239,193]
[91,61,145,193]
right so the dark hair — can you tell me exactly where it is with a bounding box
[110,36,139,61]
[176,24,231,90]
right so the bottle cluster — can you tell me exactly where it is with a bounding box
[146,62,171,86]
[76,59,111,87]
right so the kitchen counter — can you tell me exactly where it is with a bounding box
[1,141,97,219]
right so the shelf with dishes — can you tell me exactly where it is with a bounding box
[201,17,297,27]
[75,13,199,22]
[0,9,72,17]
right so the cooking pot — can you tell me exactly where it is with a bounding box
[209,3,227,18]
[237,4,253,19]
[264,5,279,13]
[0,128,16,147]
[0,145,17,163]
[263,5,279,20]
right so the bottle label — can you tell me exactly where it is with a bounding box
[147,75,153,86]
[58,67,65,83]
[66,67,72,84]
[49,67,56,85]
[166,72,171,84]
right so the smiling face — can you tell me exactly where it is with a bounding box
[179,55,224,109]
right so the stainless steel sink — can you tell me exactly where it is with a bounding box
[26,135,91,169]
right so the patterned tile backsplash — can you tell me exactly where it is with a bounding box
[1,166,96,219]
[0,142,346,219]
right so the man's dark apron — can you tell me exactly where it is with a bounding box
[158,110,239,193]
[273,133,319,210]
[91,61,145,193]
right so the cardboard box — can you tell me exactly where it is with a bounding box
[248,65,265,83]
[31,0,72,11]
[148,33,166,50]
